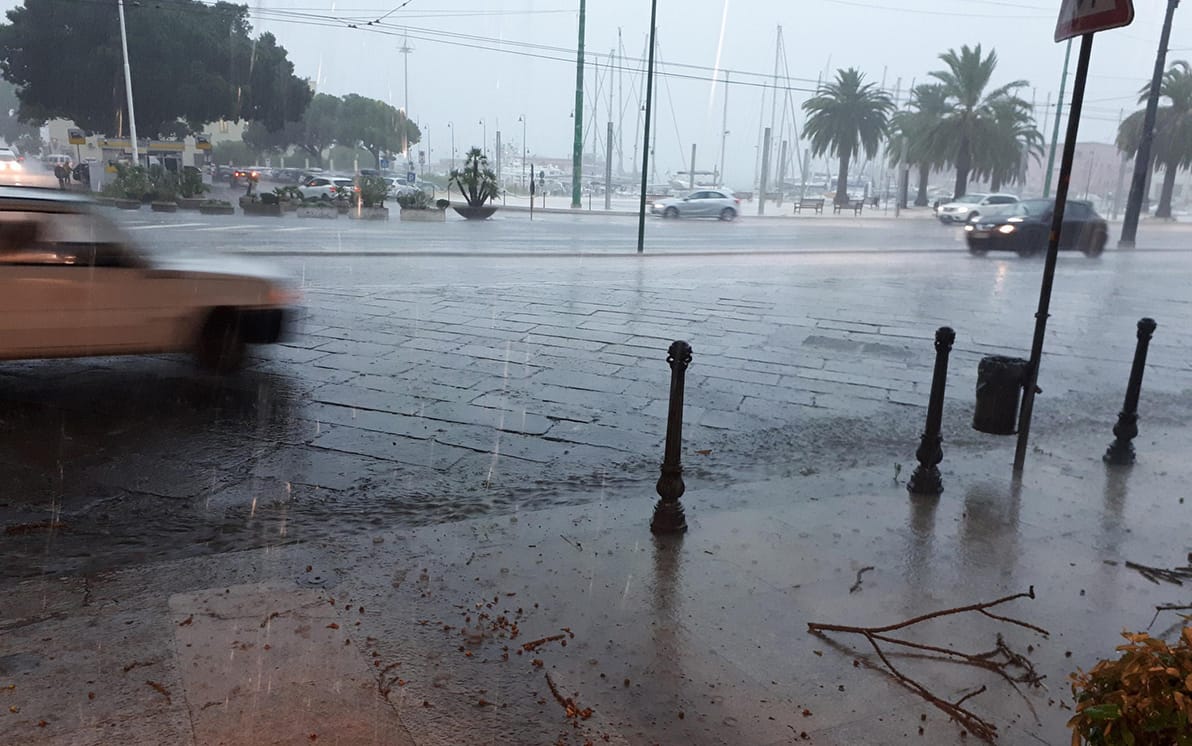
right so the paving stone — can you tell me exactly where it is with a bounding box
[529,368,632,394]
[415,401,554,435]
[309,383,422,415]
[521,334,608,352]
[310,425,474,469]
[543,420,661,454]
[312,338,397,357]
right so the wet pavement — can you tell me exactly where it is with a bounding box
[2,222,1192,743]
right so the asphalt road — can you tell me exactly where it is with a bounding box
[4,208,1192,582]
[107,203,1192,257]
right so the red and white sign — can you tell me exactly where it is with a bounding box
[1055,0,1135,42]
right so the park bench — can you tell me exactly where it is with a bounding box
[833,199,865,216]
[794,198,825,214]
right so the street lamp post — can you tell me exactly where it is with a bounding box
[518,115,527,191]
[447,121,455,172]
[116,0,139,164]
[479,119,486,159]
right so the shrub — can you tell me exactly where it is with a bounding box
[179,167,209,199]
[1069,626,1192,745]
[104,164,151,201]
[396,189,431,210]
[436,198,450,209]
[354,175,388,208]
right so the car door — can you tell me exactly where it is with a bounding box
[1060,202,1093,249]
[685,191,711,216]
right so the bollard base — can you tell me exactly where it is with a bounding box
[1103,440,1136,466]
[650,500,688,535]
[907,465,944,496]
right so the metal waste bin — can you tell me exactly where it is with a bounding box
[972,356,1029,435]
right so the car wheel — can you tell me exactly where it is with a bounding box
[319,194,330,202]
[1084,232,1106,257]
[664,206,679,219]
[196,310,246,374]
[968,211,978,223]
[718,207,736,221]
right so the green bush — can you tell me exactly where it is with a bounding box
[450,148,498,207]
[104,164,151,201]
[354,175,388,208]
[179,167,209,199]
[397,189,431,210]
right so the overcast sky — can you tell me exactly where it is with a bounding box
[7,0,1190,185]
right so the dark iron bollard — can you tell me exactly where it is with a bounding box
[651,340,692,535]
[908,327,956,496]
[1104,318,1157,466]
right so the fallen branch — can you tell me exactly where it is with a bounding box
[1148,604,1192,630]
[545,672,593,720]
[1125,560,1192,586]
[849,566,875,594]
[807,587,1047,743]
[521,634,567,653]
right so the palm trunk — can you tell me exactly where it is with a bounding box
[990,173,1002,193]
[1156,161,1179,218]
[953,136,971,198]
[835,155,850,206]
[915,162,930,206]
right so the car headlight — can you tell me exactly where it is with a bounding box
[964,224,974,232]
[1007,216,1025,223]
[997,224,1016,234]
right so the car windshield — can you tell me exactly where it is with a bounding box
[4,1,1188,742]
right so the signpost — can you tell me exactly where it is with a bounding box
[1014,0,1135,472]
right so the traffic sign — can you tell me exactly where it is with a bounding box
[406,171,417,183]
[1055,0,1134,42]
[67,128,86,145]
[380,158,390,169]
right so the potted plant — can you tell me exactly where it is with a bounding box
[450,147,499,220]
[198,198,235,216]
[396,189,445,222]
[149,167,179,212]
[237,175,283,217]
[296,198,339,219]
[1069,626,1192,744]
[101,163,149,210]
[273,186,302,212]
[176,167,210,210]
[348,175,390,220]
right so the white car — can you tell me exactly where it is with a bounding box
[0,188,296,372]
[650,189,741,221]
[936,193,1019,224]
[298,176,354,200]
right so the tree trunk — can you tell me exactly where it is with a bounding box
[990,173,1002,193]
[953,137,971,199]
[835,154,850,206]
[899,167,910,209]
[1155,161,1179,218]
[915,162,930,206]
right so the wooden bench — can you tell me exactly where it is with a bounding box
[832,199,864,216]
[794,198,825,214]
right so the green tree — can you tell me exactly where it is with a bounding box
[0,0,309,138]
[978,96,1043,192]
[889,83,950,206]
[0,79,40,147]
[802,68,893,206]
[334,94,420,169]
[244,92,341,167]
[211,140,260,167]
[1117,60,1192,219]
[927,44,1029,198]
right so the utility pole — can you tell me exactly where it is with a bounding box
[776,140,788,207]
[1120,0,1180,248]
[636,0,658,254]
[117,0,139,164]
[1044,39,1072,197]
[689,144,696,190]
[758,127,772,216]
[571,0,587,209]
[496,130,502,186]
[399,37,413,165]
[605,121,613,210]
[719,71,730,188]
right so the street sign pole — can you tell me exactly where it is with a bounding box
[1014,32,1095,472]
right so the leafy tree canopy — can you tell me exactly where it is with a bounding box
[0,0,310,138]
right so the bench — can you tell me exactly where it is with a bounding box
[794,198,825,214]
[832,199,864,216]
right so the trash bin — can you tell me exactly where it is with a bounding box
[972,355,1029,435]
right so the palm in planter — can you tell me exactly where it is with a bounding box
[450,147,499,219]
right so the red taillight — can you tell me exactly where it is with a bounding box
[735,198,741,205]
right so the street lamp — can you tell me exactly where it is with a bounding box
[518,115,527,190]
[479,118,486,159]
[447,121,455,172]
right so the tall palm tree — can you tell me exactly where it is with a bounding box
[927,44,1029,197]
[978,96,1044,192]
[1118,60,1192,218]
[802,68,894,206]
[889,83,951,206]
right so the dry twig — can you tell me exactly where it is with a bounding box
[807,587,1047,743]
[849,566,875,594]
[1125,560,1192,586]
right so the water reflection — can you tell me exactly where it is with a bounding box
[958,479,1022,582]
[904,493,939,589]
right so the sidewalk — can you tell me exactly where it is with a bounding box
[5,413,1192,745]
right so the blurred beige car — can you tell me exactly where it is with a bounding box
[0,187,297,372]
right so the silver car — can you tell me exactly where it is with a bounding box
[650,189,740,221]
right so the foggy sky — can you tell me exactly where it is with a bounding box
[5,0,1189,187]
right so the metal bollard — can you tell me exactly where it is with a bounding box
[651,340,692,535]
[1104,318,1157,466]
[908,327,956,496]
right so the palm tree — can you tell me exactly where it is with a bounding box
[889,84,950,206]
[978,96,1044,192]
[928,44,1029,197]
[802,68,894,206]
[1118,60,1192,218]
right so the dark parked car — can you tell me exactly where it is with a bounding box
[964,198,1108,257]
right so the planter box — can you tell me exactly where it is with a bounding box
[280,200,298,212]
[335,203,350,214]
[198,204,235,216]
[452,204,498,220]
[176,197,204,210]
[114,198,142,210]
[347,206,389,221]
[242,203,284,217]
[151,201,178,213]
[297,206,338,219]
[95,197,116,207]
[400,207,446,222]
